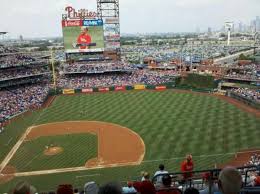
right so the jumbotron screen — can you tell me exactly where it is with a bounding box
[62,19,105,53]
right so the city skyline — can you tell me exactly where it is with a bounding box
[0,0,260,38]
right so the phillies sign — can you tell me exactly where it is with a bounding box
[64,6,97,20]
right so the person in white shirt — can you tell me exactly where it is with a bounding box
[154,164,169,186]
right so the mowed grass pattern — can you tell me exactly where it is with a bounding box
[0,90,260,192]
[37,91,260,158]
[8,134,97,172]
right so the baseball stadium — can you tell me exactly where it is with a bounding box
[0,1,260,194]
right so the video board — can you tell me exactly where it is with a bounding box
[62,19,105,53]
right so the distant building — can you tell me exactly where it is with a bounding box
[238,22,243,32]
[256,16,260,31]
[19,35,23,42]
[207,27,212,35]
[250,20,256,33]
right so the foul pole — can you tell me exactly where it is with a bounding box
[50,49,57,91]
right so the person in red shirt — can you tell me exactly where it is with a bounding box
[133,172,156,194]
[77,27,92,49]
[254,172,260,186]
[181,154,194,180]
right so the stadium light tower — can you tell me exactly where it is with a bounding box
[97,0,121,58]
[225,22,234,46]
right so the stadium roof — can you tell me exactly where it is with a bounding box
[0,32,8,35]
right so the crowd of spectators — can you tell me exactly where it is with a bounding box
[241,154,260,187]
[246,154,260,166]
[0,54,47,69]
[225,63,260,81]
[231,88,260,102]
[63,62,133,73]
[0,67,50,81]
[57,70,177,89]
[0,84,49,122]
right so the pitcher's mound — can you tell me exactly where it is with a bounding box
[44,147,63,156]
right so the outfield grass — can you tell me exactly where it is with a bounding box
[8,134,97,172]
[0,90,259,192]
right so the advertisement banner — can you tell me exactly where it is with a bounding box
[155,86,167,91]
[82,88,93,93]
[134,85,146,90]
[63,89,75,94]
[98,87,109,92]
[115,86,126,91]
[62,19,104,53]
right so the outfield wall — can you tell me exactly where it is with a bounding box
[50,83,175,95]
[50,82,216,96]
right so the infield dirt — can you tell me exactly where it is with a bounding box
[25,121,145,168]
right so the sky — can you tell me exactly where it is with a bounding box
[0,0,259,38]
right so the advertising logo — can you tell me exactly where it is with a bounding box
[83,19,103,26]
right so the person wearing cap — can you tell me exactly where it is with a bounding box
[77,27,92,49]
[84,181,99,194]
[181,154,194,181]
[218,166,242,194]
[12,181,36,194]
[56,184,73,194]
[133,172,156,194]
[154,164,169,186]
[122,181,137,193]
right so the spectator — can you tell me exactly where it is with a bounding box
[84,181,99,194]
[154,164,169,186]
[12,181,36,194]
[133,172,156,194]
[252,172,260,186]
[184,188,199,194]
[56,184,73,194]
[199,172,219,194]
[122,181,137,193]
[218,167,242,194]
[156,174,181,194]
[181,155,194,181]
[98,182,122,194]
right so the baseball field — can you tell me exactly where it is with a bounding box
[0,90,260,192]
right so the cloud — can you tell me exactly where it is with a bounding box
[0,0,259,38]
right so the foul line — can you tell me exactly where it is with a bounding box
[0,109,46,174]
[0,126,34,173]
